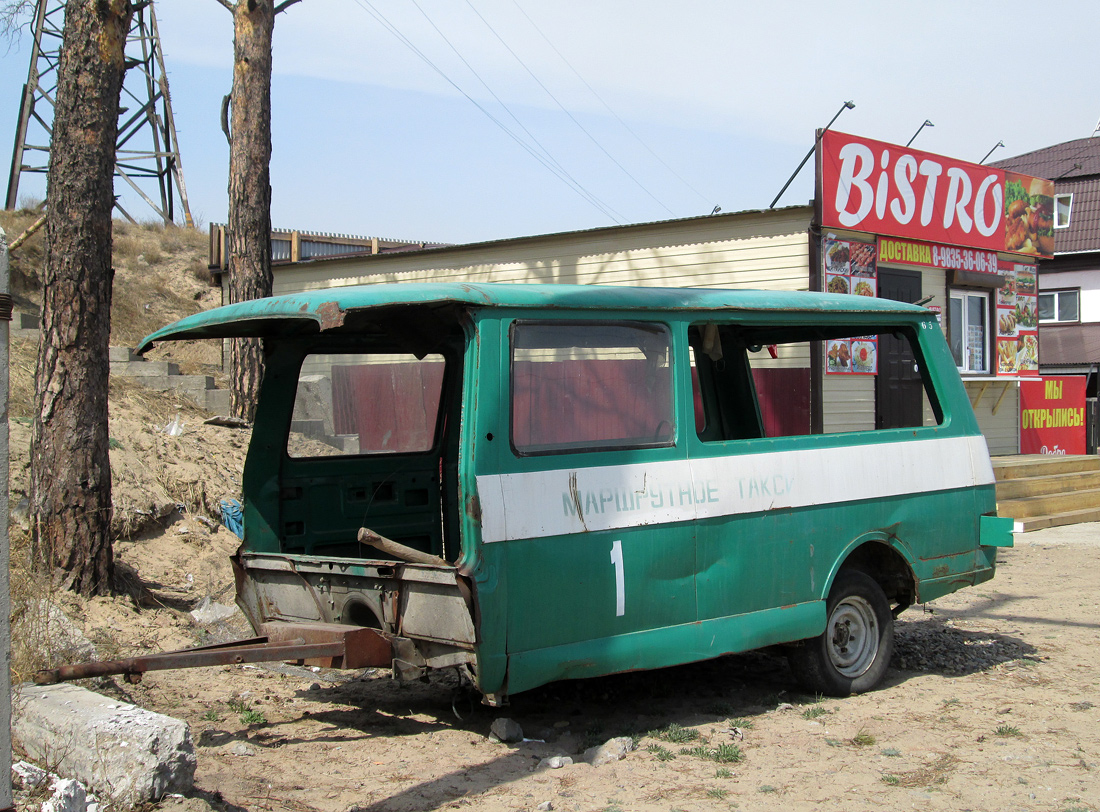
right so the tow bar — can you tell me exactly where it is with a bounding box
[34,622,393,685]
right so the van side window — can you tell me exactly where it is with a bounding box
[691,323,942,440]
[287,352,446,458]
[512,321,674,455]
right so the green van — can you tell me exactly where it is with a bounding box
[139,283,1013,703]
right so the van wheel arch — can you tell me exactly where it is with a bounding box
[833,539,917,616]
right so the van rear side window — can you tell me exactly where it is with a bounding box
[690,323,942,440]
[511,321,674,455]
[287,352,446,457]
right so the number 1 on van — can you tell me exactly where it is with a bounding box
[611,540,625,616]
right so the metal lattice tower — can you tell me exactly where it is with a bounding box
[5,0,193,226]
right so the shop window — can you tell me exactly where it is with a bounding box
[1054,194,1072,229]
[1038,289,1080,324]
[948,290,990,374]
[511,321,674,455]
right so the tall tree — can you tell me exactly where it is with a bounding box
[29,0,134,595]
[216,0,301,421]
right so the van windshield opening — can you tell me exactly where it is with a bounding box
[287,352,446,458]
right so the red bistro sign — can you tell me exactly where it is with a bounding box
[819,131,1054,259]
[1020,377,1087,455]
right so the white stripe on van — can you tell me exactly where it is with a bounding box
[476,435,994,543]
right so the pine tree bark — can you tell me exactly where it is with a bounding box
[29,0,133,596]
[226,0,275,422]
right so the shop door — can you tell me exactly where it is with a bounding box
[876,268,924,429]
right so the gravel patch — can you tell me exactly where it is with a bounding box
[891,616,1039,675]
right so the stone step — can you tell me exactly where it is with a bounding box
[109,346,231,416]
[143,374,216,393]
[204,388,231,415]
[110,359,180,377]
[108,346,139,363]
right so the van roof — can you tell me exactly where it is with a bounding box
[136,282,931,352]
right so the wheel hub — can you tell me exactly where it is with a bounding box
[827,596,878,678]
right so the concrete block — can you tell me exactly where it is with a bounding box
[169,375,215,392]
[110,360,180,377]
[13,683,196,806]
[290,419,326,439]
[137,375,174,392]
[204,388,231,415]
[108,347,138,363]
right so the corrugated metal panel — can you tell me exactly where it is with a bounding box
[823,375,875,434]
[301,240,371,260]
[271,239,291,262]
[967,381,1019,455]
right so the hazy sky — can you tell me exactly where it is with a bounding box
[2,0,1097,244]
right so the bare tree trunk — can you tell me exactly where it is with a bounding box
[226,0,275,422]
[29,0,133,596]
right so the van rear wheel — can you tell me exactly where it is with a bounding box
[788,570,893,697]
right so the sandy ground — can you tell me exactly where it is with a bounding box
[33,522,1094,812]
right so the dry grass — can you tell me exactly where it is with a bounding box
[888,754,959,788]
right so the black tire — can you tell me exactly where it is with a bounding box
[787,569,893,697]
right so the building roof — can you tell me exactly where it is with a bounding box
[137,282,927,352]
[992,136,1100,180]
[1040,323,1100,365]
[994,137,1100,255]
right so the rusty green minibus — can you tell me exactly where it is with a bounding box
[139,283,1013,703]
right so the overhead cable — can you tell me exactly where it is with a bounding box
[467,0,674,217]
[353,0,623,223]
[510,0,714,211]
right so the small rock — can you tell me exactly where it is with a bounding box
[536,802,554,811]
[553,720,570,729]
[584,736,635,767]
[228,741,259,757]
[41,777,88,812]
[489,717,524,743]
[775,702,795,711]
[12,760,48,790]
[537,755,573,769]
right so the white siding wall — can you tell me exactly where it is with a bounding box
[823,375,875,433]
[272,209,813,296]
[1038,268,1100,323]
[966,380,1019,456]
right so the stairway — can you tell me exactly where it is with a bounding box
[109,347,230,415]
[994,455,1100,531]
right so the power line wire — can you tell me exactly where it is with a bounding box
[352,0,624,223]
[466,0,674,217]
[510,0,715,211]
